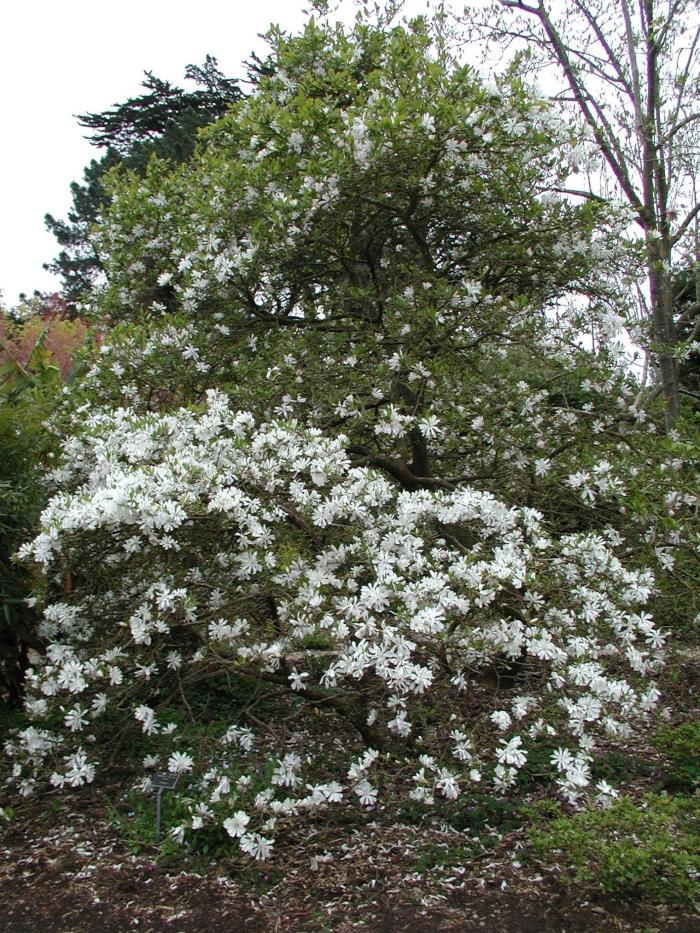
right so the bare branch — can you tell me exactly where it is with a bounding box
[572,0,636,101]
[673,200,700,243]
[665,111,700,142]
[668,23,700,136]
[498,0,540,11]
[496,0,647,219]
[619,0,646,140]
[553,187,610,203]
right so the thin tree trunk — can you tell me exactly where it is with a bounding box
[648,247,679,425]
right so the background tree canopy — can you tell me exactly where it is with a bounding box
[44,57,245,308]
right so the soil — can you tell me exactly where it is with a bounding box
[2,648,698,932]
[2,788,698,933]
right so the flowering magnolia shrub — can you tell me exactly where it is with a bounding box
[7,11,698,868]
[7,391,664,858]
[68,13,686,587]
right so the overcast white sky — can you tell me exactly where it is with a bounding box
[0,0,320,305]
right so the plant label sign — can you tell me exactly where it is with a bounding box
[150,773,179,790]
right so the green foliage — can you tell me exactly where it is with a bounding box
[109,787,195,854]
[590,750,653,785]
[400,790,525,834]
[112,788,176,852]
[78,58,243,157]
[514,741,558,790]
[0,308,79,705]
[0,401,49,704]
[414,840,477,873]
[451,793,524,834]
[44,152,123,308]
[112,757,277,859]
[99,17,619,330]
[530,795,700,905]
[45,59,244,307]
[652,722,700,794]
[673,263,700,408]
[0,702,27,751]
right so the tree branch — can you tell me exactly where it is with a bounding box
[673,200,700,244]
[497,0,647,222]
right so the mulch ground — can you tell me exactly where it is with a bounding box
[2,788,698,933]
[2,647,699,931]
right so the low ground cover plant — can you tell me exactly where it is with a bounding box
[530,793,700,905]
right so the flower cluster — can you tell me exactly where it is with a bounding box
[7,392,664,857]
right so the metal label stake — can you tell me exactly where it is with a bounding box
[149,772,179,841]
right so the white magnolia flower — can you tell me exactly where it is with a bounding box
[497,736,527,768]
[288,668,309,691]
[168,751,194,774]
[354,780,378,806]
[491,710,512,731]
[64,707,88,732]
[551,747,574,772]
[239,832,274,860]
[223,810,250,838]
[134,705,157,735]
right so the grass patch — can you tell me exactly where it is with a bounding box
[414,841,478,873]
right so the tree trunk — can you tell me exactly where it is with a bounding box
[647,239,679,426]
